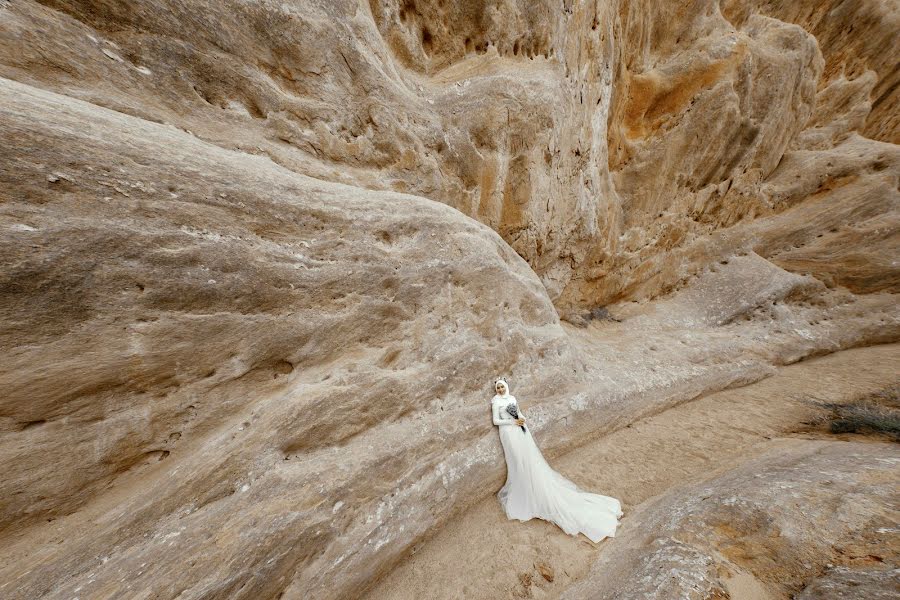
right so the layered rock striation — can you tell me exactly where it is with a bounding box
[0,1,897,598]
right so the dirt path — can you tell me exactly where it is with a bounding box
[361,343,900,600]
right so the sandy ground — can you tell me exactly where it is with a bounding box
[362,343,900,599]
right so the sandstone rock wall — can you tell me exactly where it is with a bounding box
[562,440,900,599]
[0,1,897,598]
[4,1,896,313]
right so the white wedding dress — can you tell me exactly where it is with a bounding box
[492,393,623,543]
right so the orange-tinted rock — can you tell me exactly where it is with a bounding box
[0,1,897,598]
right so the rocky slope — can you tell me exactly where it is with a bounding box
[365,344,900,599]
[562,439,899,600]
[0,1,897,599]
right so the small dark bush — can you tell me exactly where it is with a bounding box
[561,306,622,328]
[587,307,620,322]
[827,405,900,438]
[806,384,900,441]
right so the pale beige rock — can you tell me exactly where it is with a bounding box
[0,78,575,599]
[796,567,900,600]
[2,0,896,312]
[362,344,900,600]
[0,0,898,598]
[561,440,900,600]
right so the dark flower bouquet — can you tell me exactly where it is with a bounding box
[505,403,527,434]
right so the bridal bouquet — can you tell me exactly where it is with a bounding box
[505,403,527,434]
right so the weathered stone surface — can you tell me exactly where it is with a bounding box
[0,0,898,598]
[363,344,900,600]
[561,440,900,600]
[0,78,575,598]
[2,0,896,313]
[795,566,900,600]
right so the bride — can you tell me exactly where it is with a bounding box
[491,377,623,543]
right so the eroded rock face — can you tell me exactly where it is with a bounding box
[561,440,900,600]
[3,0,896,312]
[0,0,898,598]
[0,78,577,598]
[795,567,900,600]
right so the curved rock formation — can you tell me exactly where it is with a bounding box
[562,440,900,600]
[0,1,897,598]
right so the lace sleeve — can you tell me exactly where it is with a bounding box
[492,400,514,426]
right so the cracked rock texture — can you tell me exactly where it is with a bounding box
[561,440,900,600]
[0,1,897,599]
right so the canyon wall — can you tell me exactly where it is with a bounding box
[0,1,897,598]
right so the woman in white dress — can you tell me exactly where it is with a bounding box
[491,377,623,543]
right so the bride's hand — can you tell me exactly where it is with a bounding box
[515,418,525,425]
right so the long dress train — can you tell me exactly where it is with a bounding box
[494,396,623,543]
